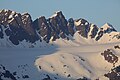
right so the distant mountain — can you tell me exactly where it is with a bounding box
[0,9,120,45]
[0,9,120,47]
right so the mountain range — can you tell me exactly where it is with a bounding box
[0,9,120,80]
[0,9,120,47]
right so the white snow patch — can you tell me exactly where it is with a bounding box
[74,20,81,26]
[8,18,14,23]
[50,11,61,18]
[8,15,13,19]
[101,23,114,31]
[85,22,88,25]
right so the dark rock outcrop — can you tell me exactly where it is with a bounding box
[67,18,75,36]
[74,18,90,38]
[0,64,17,80]
[101,49,118,66]
[0,64,30,80]
[42,74,53,80]
[33,16,50,43]
[0,24,4,39]
[77,77,90,80]
[0,9,39,45]
[104,65,120,80]
[114,45,120,49]
[113,33,120,39]
[47,11,69,41]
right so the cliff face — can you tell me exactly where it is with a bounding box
[0,9,119,46]
[0,9,39,45]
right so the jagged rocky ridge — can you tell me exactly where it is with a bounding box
[0,9,119,46]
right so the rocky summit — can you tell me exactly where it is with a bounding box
[0,9,119,47]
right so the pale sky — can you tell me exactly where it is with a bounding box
[0,0,120,31]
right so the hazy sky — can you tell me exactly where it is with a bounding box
[0,0,120,31]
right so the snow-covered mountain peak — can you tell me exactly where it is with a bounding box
[102,23,113,29]
[50,11,63,18]
[101,23,117,33]
[0,9,120,47]
[54,11,62,14]
[74,18,89,27]
[0,9,16,17]
[22,12,31,18]
[74,19,81,26]
[21,12,32,24]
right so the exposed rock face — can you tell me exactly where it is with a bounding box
[0,9,119,45]
[104,65,120,80]
[0,64,17,80]
[21,13,35,35]
[74,18,90,38]
[113,33,120,39]
[0,64,30,80]
[101,49,118,66]
[33,16,50,43]
[42,75,53,80]
[47,11,69,41]
[114,45,120,49]
[0,25,4,39]
[33,11,70,42]
[0,9,39,45]
[76,77,90,80]
[67,18,75,36]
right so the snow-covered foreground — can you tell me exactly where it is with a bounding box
[0,43,120,80]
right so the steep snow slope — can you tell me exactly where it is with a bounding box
[35,43,120,80]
